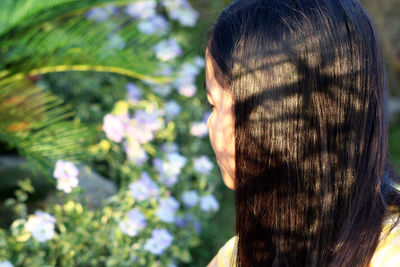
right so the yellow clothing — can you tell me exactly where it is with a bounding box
[216,213,400,267]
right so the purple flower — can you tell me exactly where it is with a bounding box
[125,1,156,19]
[138,15,170,35]
[53,160,79,193]
[174,215,187,228]
[193,156,213,175]
[174,213,200,232]
[25,211,56,243]
[152,84,173,96]
[155,196,180,223]
[85,5,117,23]
[129,172,160,201]
[190,122,208,138]
[119,208,147,237]
[155,63,174,76]
[86,7,108,23]
[173,62,201,97]
[126,83,142,103]
[193,219,202,234]
[102,114,126,143]
[162,0,199,27]
[153,153,186,187]
[153,38,182,61]
[164,100,181,119]
[181,190,199,207]
[200,194,219,212]
[133,109,163,132]
[160,142,179,154]
[144,228,173,255]
[178,62,202,77]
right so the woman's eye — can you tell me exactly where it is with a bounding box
[207,102,215,110]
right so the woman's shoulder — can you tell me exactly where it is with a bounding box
[216,235,238,267]
[216,212,400,267]
[370,210,400,266]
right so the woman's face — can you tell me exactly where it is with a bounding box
[205,49,236,190]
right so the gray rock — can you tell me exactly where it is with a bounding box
[0,156,117,210]
[0,156,51,197]
[46,165,117,210]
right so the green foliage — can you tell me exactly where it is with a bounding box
[0,79,95,174]
[0,1,225,266]
[0,0,168,173]
[389,123,400,167]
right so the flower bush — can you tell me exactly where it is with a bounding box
[0,1,220,266]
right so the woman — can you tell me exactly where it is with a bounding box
[204,0,400,266]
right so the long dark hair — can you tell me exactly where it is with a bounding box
[207,0,400,266]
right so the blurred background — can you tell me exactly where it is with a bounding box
[0,0,398,266]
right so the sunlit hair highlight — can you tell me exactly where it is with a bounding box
[207,0,400,266]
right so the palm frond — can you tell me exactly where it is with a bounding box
[0,0,174,176]
[1,4,169,84]
[0,78,95,175]
[0,0,137,37]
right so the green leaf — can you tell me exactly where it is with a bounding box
[0,0,141,37]
[0,0,171,84]
[0,79,95,174]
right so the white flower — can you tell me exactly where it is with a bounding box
[53,160,78,180]
[25,211,56,243]
[194,56,205,68]
[193,156,213,175]
[102,114,126,143]
[153,38,182,61]
[56,176,79,193]
[125,1,157,19]
[181,190,199,207]
[53,160,79,193]
[0,261,13,267]
[124,141,148,166]
[126,124,154,144]
[177,82,197,97]
[190,122,208,137]
[200,195,219,212]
